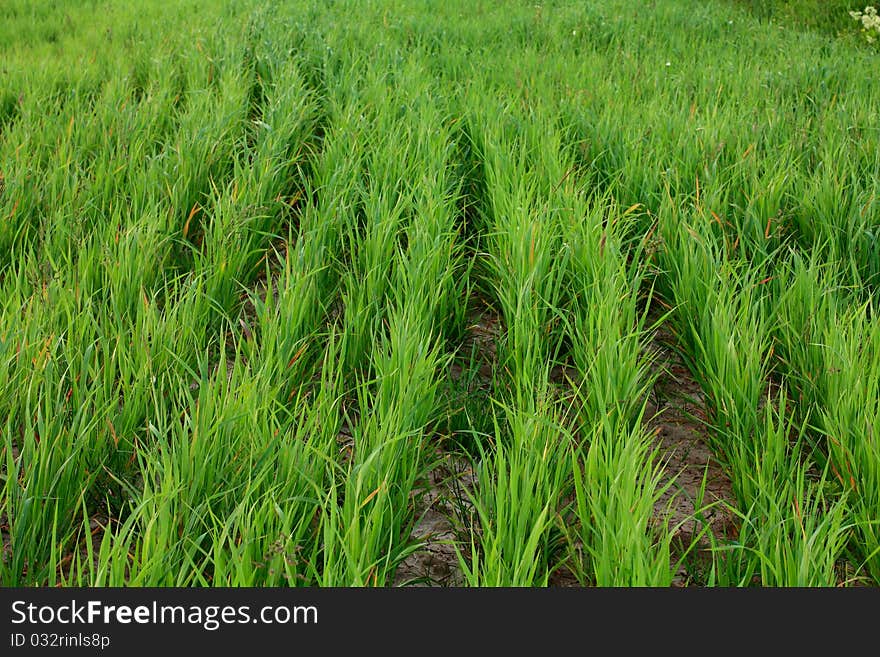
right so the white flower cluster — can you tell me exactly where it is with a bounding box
[849,6,880,43]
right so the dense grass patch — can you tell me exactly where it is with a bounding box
[1,0,878,587]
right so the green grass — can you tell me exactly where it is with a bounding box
[735,0,862,36]
[1,0,878,587]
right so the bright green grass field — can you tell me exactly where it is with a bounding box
[1,0,878,587]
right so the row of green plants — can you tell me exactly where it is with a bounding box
[451,70,677,584]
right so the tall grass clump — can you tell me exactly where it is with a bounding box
[563,196,673,587]
[455,93,575,586]
[319,58,464,585]
[773,259,880,584]
[655,205,852,585]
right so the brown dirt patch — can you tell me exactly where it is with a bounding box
[645,318,737,585]
[394,453,476,587]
